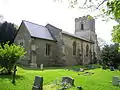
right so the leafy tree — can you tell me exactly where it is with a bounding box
[106,0,120,22]
[0,43,26,74]
[55,0,107,9]
[0,21,17,44]
[111,24,120,43]
[101,43,119,68]
[102,0,120,43]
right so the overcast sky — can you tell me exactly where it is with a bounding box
[0,0,118,43]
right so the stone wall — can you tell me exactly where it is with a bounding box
[14,21,96,67]
[75,15,100,63]
[14,22,31,66]
[46,24,65,66]
[31,38,56,67]
[62,34,93,66]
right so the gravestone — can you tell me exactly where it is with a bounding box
[110,66,115,71]
[61,76,74,86]
[80,68,84,72]
[40,64,43,71]
[77,86,82,90]
[112,76,120,86]
[73,68,80,72]
[32,76,43,90]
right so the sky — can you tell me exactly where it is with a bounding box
[0,0,118,43]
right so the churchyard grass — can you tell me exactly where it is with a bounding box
[0,66,120,90]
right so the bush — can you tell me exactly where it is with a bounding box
[101,44,119,68]
[0,43,26,74]
[118,65,120,71]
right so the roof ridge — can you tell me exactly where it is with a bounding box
[46,23,62,31]
[22,20,46,28]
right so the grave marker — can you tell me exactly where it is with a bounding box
[32,76,43,90]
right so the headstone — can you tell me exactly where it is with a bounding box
[110,66,115,71]
[61,76,74,86]
[32,76,43,90]
[80,68,84,72]
[77,86,82,90]
[73,68,80,72]
[112,76,120,86]
[40,64,43,71]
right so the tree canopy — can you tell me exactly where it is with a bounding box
[106,0,120,43]
[101,43,119,68]
[112,24,120,43]
[106,0,120,22]
[0,21,17,44]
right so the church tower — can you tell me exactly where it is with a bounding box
[75,15,100,62]
[75,15,96,41]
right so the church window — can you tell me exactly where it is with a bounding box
[86,44,89,56]
[19,39,24,46]
[73,41,77,55]
[46,44,51,56]
[81,23,84,30]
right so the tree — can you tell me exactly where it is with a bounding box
[101,43,119,68]
[111,24,120,43]
[0,43,26,74]
[106,0,120,22]
[55,0,107,9]
[0,21,17,44]
[106,0,120,43]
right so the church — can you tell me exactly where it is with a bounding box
[14,15,100,67]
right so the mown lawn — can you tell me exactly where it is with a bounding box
[0,67,120,90]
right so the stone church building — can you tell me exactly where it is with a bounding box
[14,15,100,67]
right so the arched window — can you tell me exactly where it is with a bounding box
[86,44,89,56]
[81,23,84,30]
[73,41,76,55]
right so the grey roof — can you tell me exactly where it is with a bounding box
[21,20,92,43]
[23,20,54,41]
[62,31,93,43]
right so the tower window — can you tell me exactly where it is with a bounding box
[73,41,77,55]
[81,23,84,30]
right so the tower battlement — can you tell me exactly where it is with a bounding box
[75,15,94,22]
[75,15,95,33]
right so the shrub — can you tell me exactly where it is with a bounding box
[0,43,26,74]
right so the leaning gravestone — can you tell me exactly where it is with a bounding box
[62,76,74,86]
[73,68,80,72]
[32,76,43,90]
[112,76,120,86]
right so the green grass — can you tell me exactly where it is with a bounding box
[0,67,120,90]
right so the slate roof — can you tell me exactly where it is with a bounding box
[23,20,54,41]
[18,20,93,43]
